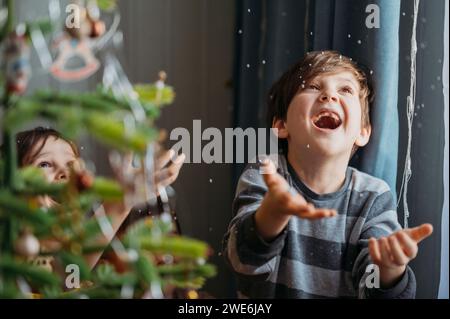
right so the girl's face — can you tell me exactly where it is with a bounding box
[29,136,78,207]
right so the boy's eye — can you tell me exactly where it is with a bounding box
[38,161,52,168]
[308,84,320,90]
[341,86,354,94]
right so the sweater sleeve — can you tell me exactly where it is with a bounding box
[353,189,417,299]
[222,163,287,281]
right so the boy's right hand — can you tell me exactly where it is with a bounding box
[261,159,336,219]
[255,160,336,241]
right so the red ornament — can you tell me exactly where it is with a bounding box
[75,170,94,191]
[90,20,106,38]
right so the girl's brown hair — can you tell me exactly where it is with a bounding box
[16,127,79,166]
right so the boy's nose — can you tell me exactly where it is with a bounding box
[319,93,338,103]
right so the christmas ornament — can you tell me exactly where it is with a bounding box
[14,231,40,258]
[3,30,31,94]
[29,256,54,272]
[50,0,109,82]
[50,36,100,82]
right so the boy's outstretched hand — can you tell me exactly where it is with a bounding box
[368,223,433,288]
[255,159,336,241]
[261,159,336,219]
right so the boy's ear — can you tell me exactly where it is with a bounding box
[355,125,371,147]
[272,118,289,138]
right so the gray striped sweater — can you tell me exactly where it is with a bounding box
[223,154,416,298]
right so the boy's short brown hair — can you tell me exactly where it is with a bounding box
[266,50,373,154]
[16,127,79,166]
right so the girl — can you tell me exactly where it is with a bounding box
[16,126,185,269]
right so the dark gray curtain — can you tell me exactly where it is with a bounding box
[396,0,447,299]
[233,0,447,298]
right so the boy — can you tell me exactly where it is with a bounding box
[223,51,433,298]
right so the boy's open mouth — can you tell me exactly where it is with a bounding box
[312,110,342,130]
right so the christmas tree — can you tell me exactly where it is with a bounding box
[0,0,215,298]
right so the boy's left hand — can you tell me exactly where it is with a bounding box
[368,223,433,288]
